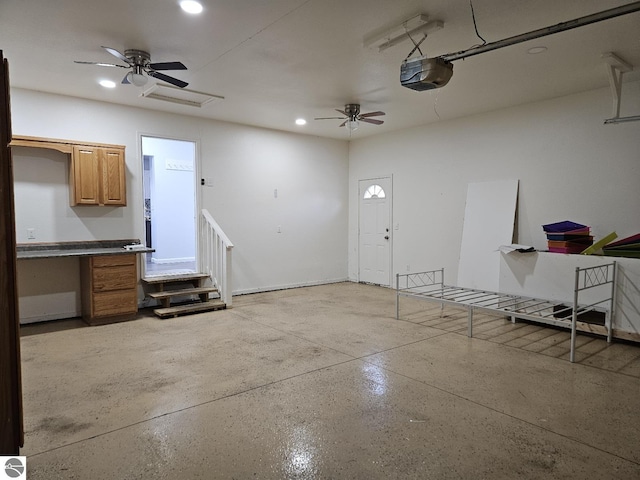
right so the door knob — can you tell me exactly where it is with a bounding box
[384,235,389,240]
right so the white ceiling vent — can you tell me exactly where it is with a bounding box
[141,84,224,108]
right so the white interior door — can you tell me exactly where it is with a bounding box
[359,177,391,286]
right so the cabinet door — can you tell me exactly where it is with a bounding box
[101,148,126,206]
[71,146,100,205]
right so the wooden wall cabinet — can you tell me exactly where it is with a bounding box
[80,254,138,325]
[10,135,127,206]
[71,145,126,206]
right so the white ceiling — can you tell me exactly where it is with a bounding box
[1,0,638,139]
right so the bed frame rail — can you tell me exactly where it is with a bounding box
[396,262,616,362]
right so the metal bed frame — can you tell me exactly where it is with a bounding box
[396,262,617,362]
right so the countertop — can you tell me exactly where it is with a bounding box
[17,239,154,259]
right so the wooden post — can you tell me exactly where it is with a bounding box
[0,50,24,454]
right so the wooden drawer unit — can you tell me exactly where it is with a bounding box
[81,254,138,325]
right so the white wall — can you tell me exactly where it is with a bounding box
[348,81,640,286]
[199,125,349,293]
[13,148,131,242]
[12,89,349,321]
[499,252,639,335]
[13,80,639,324]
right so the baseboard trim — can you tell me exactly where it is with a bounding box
[150,256,195,265]
[19,310,80,324]
[233,277,350,296]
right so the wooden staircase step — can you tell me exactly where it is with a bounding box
[142,272,209,285]
[154,300,226,318]
[147,286,218,300]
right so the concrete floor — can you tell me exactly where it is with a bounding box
[19,282,640,479]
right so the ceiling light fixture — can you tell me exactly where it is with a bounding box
[99,79,116,88]
[180,1,203,14]
[527,46,547,54]
[295,118,307,126]
[126,71,148,87]
[345,119,359,132]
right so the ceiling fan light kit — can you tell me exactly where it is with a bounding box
[75,46,189,88]
[345,119,359,131]
[314,103,385,132]
[125,67,148,87]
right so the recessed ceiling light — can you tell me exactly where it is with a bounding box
[99,79,116,88]
[180,1,203,14]
[527,46,547,55]
[295,118,307,126]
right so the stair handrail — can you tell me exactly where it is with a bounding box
[199,209,234,307]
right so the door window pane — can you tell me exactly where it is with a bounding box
[363,184,385,199]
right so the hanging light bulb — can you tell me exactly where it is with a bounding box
[346,118,360,131]
[124,65,148,87]
[126,71,148,87]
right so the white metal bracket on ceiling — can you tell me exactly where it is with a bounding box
[363,14,444,52]
[602,52,639,125]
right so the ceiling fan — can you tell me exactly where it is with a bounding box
[314,104,385,129]
[75,46,188,88]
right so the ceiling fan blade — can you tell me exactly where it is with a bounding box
[74,61,126,68]
[121,73,130,84]
[314,116,346,120]
[148,61,187,71]
[335,109,347,116]
[359,111,386,118]
[339,120,347,127]
[147,70,188,88]
[360,118,384,125]
[102,46,132,65]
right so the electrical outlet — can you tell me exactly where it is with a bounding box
[27,228,35,239]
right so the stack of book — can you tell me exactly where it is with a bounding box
[542,221,593,254]
[602,233,640,258]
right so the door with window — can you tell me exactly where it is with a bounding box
[358,177,392,286]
